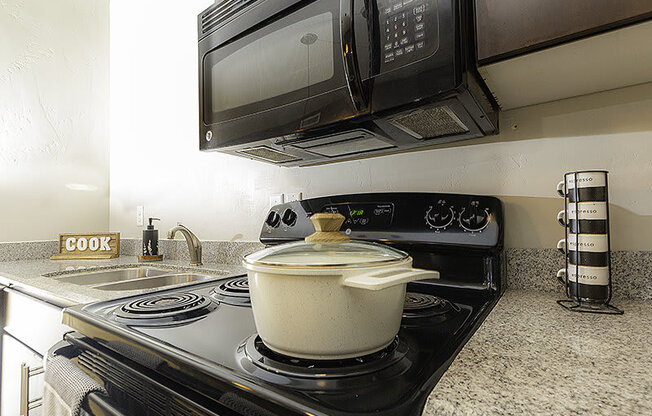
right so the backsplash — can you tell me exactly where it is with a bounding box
[506,248,652,302]
[118,238,263,265]
[0,241,59,262]
[0,239,263,266]
[0,241,648,301]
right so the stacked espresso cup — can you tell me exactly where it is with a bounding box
[555,171,622,313]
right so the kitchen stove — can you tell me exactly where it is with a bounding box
[51,193,504,416]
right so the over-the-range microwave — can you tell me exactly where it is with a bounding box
[198,0,498,166]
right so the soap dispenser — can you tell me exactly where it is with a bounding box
[140,217,162,260]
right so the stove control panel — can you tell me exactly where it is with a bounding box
[260,193,503,249]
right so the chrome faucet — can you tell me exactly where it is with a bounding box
[167,224,202,266]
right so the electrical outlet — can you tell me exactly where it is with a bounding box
[270,194,284,208]
[286,192,303,202]
[136,206,144,226]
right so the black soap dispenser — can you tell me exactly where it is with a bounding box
[140,217,162,260]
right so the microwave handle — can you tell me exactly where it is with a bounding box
[340,0,367,111]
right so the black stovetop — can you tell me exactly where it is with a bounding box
[63,275,496,416]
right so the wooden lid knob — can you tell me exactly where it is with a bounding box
[305,213,350,243]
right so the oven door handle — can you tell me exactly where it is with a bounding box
[340,0,367,112]
[83,392,126,416]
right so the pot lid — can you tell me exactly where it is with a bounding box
[243,213,408,267]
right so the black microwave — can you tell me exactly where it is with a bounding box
[198,0,498,166]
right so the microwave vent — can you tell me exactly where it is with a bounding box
[201,0,255,36]
[237,146,301,163]
[390,106,469,139]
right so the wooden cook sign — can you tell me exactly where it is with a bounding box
[51,232,120,260]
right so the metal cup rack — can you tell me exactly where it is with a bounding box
[556,170,623,315]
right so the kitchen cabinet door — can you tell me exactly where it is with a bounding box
[1,333,43,416]
[475,0,652,63]
[1,288,70,415]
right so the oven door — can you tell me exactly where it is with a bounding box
[199,0,370,150]
[49,338,227,416]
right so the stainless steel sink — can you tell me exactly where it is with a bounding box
[56,267,171,286]
[94,273,212,291]
[54,267,218,291]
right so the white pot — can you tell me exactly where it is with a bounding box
[243,213,438,360]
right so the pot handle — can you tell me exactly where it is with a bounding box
[342,268,439,291]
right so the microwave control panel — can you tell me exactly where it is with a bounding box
[378,0,439,72]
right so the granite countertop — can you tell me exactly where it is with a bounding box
[423,290,652,416]
[1,251,650,414]
[0,256,246,307]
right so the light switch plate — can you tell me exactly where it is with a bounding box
[270,194,284,208]
[136,206,144,226]
[286,192,303,202]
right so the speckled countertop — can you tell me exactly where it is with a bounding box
[423,290,652,416]
[0,257,246,307]
[0,247,650,415]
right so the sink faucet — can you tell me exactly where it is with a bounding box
[167,224,202,266]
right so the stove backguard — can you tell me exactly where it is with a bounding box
[260,192,504,293]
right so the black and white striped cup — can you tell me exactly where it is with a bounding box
[557,234,609,267]
[556,265,609,302]
[556,202,608,234]
[556,171,607,202]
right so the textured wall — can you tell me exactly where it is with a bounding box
[108,1,652,250]
[0,0,110,242]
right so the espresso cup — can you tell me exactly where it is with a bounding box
[557,202,608,233]
[557,235,609,267]
[559,234,609,252]
[556,265,610,302]
[556,171,607,202]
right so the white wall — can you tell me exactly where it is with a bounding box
[0,0,110,242]
[109,1,652,250]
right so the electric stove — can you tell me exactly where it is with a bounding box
[51,193,504,416]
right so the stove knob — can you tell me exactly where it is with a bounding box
[425,200,454,229]
[281,209,298,226]
[265,211,281,228]
[459,201,489,232]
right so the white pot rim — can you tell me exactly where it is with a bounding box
[242,257,413,275]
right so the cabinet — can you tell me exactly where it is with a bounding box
[475,0,652,64]
[1,334,43,416]
[1,287,72,416]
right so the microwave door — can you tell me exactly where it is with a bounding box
[201,1,366,149]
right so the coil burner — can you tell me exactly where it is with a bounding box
[210,276,251,306]
[114,293,216,326]
[238,335,409,381]
[402,293,455,319]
